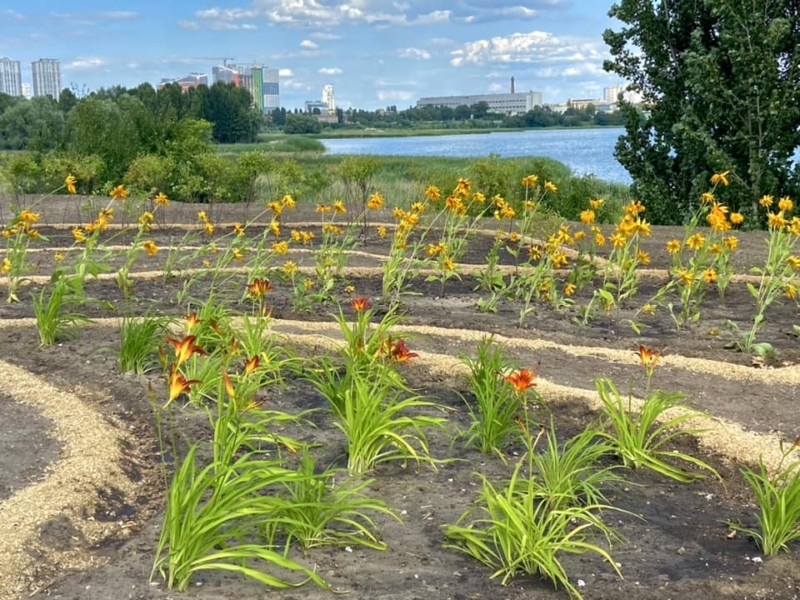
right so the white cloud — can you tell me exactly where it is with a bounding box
[487,82,504,93]
[450,31,604,67]
[311,31,343,40]
[300,39,319,49]
[178,20,200,30]
[397,47,431,60]
[278,68,294,77]
[66,58,108,70]
[318,67,343,75]
[377,89,414,102]
[1,10,25,20]
[561,62,606,77]
[100,11,141,19]
[282,79,311,90]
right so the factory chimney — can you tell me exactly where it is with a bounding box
[510,76,515,94]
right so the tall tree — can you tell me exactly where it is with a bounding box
[604,0,800,224]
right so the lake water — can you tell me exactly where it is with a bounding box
[321,128,632,184]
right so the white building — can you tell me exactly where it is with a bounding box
[31,59,61,99]
[603,85,625,103]
[416,91,543,116]
[322,84,335,113]
[0,57,22,97]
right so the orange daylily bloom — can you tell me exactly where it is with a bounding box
[185,312,201,332]
[505,368,537,393]
[390,338,418,363]
[243,355,260,376]
[247,278,272,298]
[166,367,200,407]
[350,296,371,313]
[636,344,662,370]
[166,335,207,367]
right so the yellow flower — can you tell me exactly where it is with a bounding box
[551,250,568,268]
[787,256,800,270]
[202,259,211,268]
[377,226,387,238]
[72,227,88,242]
[580,209,596,224]
[785,284,798,300]
[686,232,706,250]
[233,222,246,236]
[759,195,774,207]
[709,243,723,255]
[634,218,651,237]
[267,201,283,216]
[410,201,426,213]
[1,258,11,273]
[609,232,626,248]
[453,178,471,198]
[154,191,170,206]
[315,203,331,213]
[702,268,717,284]
[424,185,441,201]
[282,260,298,276]
[544,180,557,193]
[54,251,64,261]
[272,240,289,254]
[18,210,40,224]
[641,303,656,315]
[589,198,604,210]
[281,194,296,208]
[232,247,244,261]
[426,242,446,257]
[343,285,356,293]
[636,250,651,265]
[442,256,455,271]
[624,200,646,216]
[142,240,158,255]
[778,196,794,212]
[730,212,744,225]
[65,174,77,194]
[767,211,787,230]
[506,231,521,243]
[710,171,730,187]
[666,239,681,254]
[269,220,280,237]
[594,232,606,246]
[367,193,383,210]
[521,174,539,187]
[563,282,576,297]
[573,230,585,241]
[322,224,343,234]
[700,192,715,204]
[332,200,346,214]
[724,235,739,251]
[208,243,219,254]
[446,195,465,214]
[676,268,694,287]
[204,222,215,236]
[109,185,127,201]
[198,210,209,223]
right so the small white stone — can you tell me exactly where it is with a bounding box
[752,556,763,563]
[577,579,586,588]
[344,546,353,553]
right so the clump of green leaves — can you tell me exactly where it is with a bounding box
[594,377,719,483]
[118,315,173,374]
[444,425,623,598]
[731,437,800,556]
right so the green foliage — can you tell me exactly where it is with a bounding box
[444,427,622,598]
[32,278,92,345]
[460,338,524,456]
[604,0,800,223]
[732,440,800,555]
[284,114,322,134]
[264,448,399,550]
[152,388,328,592]
[118,315,173,375]
[0,96,65,152]
[594,378,719,482]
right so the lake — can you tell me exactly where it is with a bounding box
[320,128,632,184]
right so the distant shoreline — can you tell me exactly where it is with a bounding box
[310,124,620,140]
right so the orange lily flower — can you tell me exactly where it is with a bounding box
[166,335,206,367]
[247,278,272,298]
[350,296,371,313]
[243,355,260,375]
[166,367,200,407]
[185,312,201,332]
[636,344,662,370]
[505,368,537,393]
[390,338,418,363]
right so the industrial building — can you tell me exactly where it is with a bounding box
[417,78,543,115]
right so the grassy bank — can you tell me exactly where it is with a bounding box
[216,135,325,154]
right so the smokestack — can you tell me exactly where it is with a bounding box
[511,76,515,94]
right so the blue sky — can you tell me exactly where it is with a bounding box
[2,1,625,110]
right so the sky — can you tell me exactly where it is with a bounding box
[1,0,627,110]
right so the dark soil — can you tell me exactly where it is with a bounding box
[0,196,798,600]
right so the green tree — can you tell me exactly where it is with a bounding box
[0,97,65,151]
[284,113,322,134]
[604,0,800,224]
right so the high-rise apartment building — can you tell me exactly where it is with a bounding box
[603,85,625,103]
[262,68,280,112]
[31,59,61,99]
[322,84,335,113]
[0,57,22,96]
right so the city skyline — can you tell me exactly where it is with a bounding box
[1,1,626,110]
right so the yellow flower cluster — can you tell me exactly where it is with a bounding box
[198,210,214,236]
[290,229,315,244]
